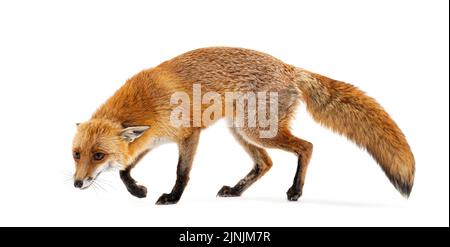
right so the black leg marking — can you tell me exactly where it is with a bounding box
[120,168,147,198]
[119,149,149,198]
[217,164,262,197]
[286,157,304,201]
[155,157,189,205]
[156,130,200,205]
[217,128,273,198]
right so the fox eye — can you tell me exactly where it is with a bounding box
[93,152,105,161]
[73,151,80,160]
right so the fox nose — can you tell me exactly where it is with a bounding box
[74,180,83,188]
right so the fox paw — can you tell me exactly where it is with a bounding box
[156,193,179,205]
[217,185,241,197]
[127,185,147,198]
[286,186,302,201]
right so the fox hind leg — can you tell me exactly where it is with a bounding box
[217,127,273,197]
[238,127,313,201]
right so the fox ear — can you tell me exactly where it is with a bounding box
[120,126,150,142]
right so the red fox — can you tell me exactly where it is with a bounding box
[72,47,415,204]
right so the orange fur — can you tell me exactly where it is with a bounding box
[296,70,415,196]
[72,47,415,201]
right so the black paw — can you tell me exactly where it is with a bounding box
[286,186,302,201]
[156,193,180,205]
[127,184,147,198]
[217,185,241,197]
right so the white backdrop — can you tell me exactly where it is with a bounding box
[0,0,448,226]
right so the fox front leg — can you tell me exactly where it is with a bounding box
[120,149,150,198]
[156,130,200,205]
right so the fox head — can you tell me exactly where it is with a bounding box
[71,118,149,189]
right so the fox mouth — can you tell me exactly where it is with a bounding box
[79,172,102,190]
[75,162,115,190]
[80,179,94,190]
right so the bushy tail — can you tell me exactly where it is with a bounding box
[295,69,415,197]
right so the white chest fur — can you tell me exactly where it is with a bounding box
[146,136,173,150]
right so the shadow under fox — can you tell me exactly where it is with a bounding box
[72,47,415,204]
